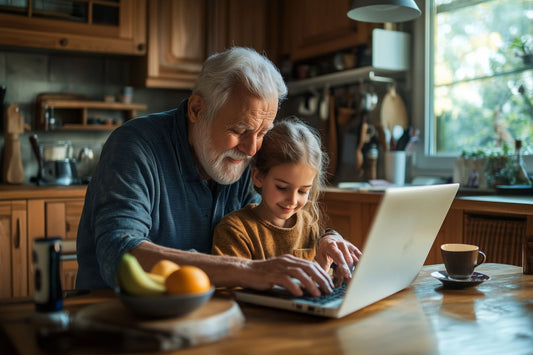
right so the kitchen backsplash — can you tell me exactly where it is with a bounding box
[0,48,190,184]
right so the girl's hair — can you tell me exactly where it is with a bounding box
[253,116,328,232]
[192,47,287,122]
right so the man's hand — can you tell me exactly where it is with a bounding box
[315,229,362,285]
[242,255,334,297]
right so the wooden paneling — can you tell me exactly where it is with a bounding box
[464,214,525,266]
[44,199,84,240]
[322,197,380,250]
[0,203,12,299]
[45,202,66,239]
[427,208,463,265]
[208,0,272,55]
[0,201,28,299]
[27,200,45,297]
[11,201,28,298]
[65,200,84,240]
[61,259,78,291]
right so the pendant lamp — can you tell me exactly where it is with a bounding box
[347,0,421,23]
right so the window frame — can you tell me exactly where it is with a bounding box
[411,0,533,177]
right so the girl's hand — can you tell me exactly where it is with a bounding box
[315,230,362,284]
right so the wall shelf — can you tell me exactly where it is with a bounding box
[286,66,405,95]
[36,95,147,131]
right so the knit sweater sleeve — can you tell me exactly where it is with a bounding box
[212,213,255,259]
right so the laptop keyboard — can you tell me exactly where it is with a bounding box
[297,284,347,304]
[239,283,347,305]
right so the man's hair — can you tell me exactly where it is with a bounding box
[192,47,287,122]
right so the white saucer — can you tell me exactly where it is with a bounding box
[431,270,490,289]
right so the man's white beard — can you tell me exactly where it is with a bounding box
[194,120,252,185]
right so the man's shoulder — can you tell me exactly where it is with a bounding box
[107,106,187,148]
[122,108,181,130]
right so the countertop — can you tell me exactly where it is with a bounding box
[1,184,532,213]
[0,184,87,200]
[324,186,533,215]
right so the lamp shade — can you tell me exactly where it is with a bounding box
[347,0,421,23]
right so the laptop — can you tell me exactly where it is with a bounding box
[235,183,460,318]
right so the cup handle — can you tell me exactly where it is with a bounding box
[474,250,486,268]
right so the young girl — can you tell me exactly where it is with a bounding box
[212,116,327,261]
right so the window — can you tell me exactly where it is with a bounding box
[412,0,532,173]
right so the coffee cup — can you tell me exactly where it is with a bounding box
[441,243,486,280]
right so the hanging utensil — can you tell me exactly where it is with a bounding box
[319,86,330,121]
[298,90,319,116]
[3,104,27,184]
[391,125,404,151]
[395,126,411,151]
[355,119,368,174]
[380,85,408,132]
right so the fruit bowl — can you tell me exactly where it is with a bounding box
[116,287,215,318]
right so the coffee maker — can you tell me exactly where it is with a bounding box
[29,134,79,186]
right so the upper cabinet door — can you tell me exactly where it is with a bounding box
[208,0,274,57]
[143,0,275,89]
[144,0,207,89]
[0,0,146,55]
[285,0,376,61]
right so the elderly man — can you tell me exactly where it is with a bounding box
[76,47,360,297]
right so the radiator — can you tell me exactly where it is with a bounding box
[463,214,525,266]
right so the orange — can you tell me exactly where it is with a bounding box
[165,266,211,295]
[150,259,180,279]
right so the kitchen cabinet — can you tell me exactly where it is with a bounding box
[0,185,86,300]
[208,0,276,58]
[282,0,380,61]
[0,200,28,300]
[0,0,146,55]
[28,198,85,293]
[322,192,381,251]
[139,0,275,89]
[141,0,207,89]
[322,189,533,266]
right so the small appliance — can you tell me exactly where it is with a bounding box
[29,134,80,186]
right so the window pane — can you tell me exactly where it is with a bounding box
[32,0,88,23]
[432,0,533,156]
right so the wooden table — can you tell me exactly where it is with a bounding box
[1,263,532,354]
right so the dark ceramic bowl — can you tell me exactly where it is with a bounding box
[116,287,215,318]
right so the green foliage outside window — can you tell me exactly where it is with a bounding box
[433,0,532,156]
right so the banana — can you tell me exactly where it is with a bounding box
[117,253,166,296]
[147,272,166,286]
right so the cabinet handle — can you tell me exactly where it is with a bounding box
[59,38,69,46]
[14,218,21,249]
[137,43,146,52]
